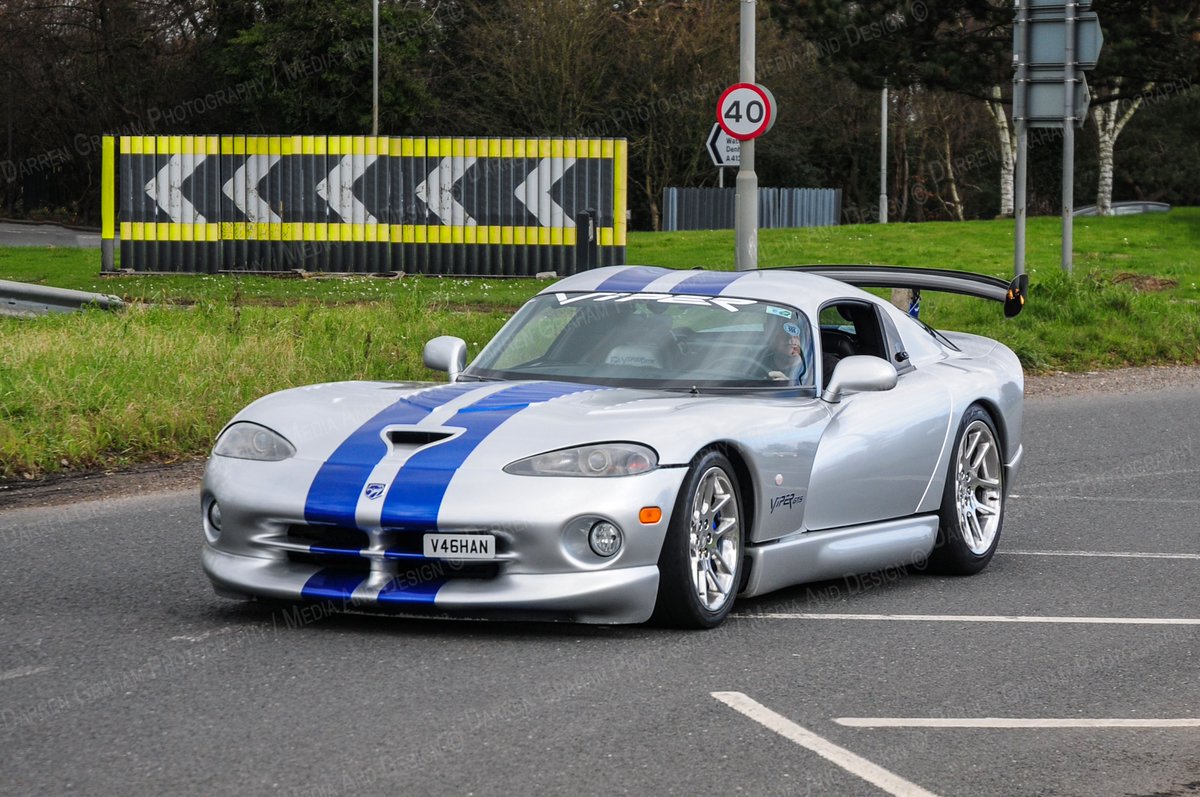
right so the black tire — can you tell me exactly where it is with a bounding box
[652,450,745,629]
[928,404,1006,575]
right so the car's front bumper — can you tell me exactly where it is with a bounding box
[201,455,687,624]
[203,545,659,624]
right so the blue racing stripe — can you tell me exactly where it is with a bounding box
[309,545,364,558]
[303,382,484,527]
[300,568,368,601]
[380,382,598,531]
[670,270,749,296]
[593,266,668,292]
[376,571,446,605]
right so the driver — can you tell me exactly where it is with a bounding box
[765,316,806,383]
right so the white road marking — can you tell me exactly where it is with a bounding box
[836,718,1200,729]
[712,692,941,797]
[0,665,52,682]
[1001,549,1200,561]
[734,613,1200,625]
[1023,468,1199,490]
[170,626,236,643]
[1017,494,1200,505]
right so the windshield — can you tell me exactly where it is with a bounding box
[465,292,816,390]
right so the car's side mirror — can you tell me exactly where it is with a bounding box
[423,336,467,382]
[821,356,898,403]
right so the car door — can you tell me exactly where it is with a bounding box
[802,300,953,531]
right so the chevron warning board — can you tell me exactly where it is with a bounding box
[110,135,627,275]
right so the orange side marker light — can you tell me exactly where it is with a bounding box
[639,507,663,525]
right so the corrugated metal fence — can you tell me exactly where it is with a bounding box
[110,135,627,275]
[662,187,841,231]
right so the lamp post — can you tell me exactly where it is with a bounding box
[372,0,380,135]
[734,0,757,271]
[879,82,888,224]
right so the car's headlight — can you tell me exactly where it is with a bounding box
[504,443,658,477]
[213,422,296,461]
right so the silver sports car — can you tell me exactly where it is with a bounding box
[202,265,1026,628]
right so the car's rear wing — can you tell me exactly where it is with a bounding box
[779,265,1028,318]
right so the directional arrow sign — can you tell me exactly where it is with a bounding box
[316,154,379,224]
[516,157,576,227]
[706,124,741,167]
[145,155,209,223]
[221,154,282,223]
[415,155,477,226]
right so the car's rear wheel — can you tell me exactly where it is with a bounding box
[653,450,744,629]
[929,404,1005,574]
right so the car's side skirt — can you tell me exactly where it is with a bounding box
[739,515,939,598]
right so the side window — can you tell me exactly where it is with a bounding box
[818,301,889,384]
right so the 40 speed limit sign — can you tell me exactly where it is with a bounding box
[717,83,777,141]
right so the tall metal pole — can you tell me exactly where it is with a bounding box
[372,0,380,136]
[5,69,12,216]
[1061,0,1076,274]
[734,0,757,271]
[879,82,888,224]
[1013,0,1029,279]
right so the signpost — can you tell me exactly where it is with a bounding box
[717,83,776,141]
[725,0,778,272]
[1013,0,1104,275]
[706,123,740,188]
[718,76,776,271]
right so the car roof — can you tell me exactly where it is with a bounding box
[541,265,884,320]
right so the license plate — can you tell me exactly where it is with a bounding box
[423,534,496,560]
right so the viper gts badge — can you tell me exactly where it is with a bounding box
[769,493,804,514]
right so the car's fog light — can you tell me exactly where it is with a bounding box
[588,521,622,557]
[207,501,222,535]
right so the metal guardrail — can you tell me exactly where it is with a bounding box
[1073,201,1171,217]
[0,279,125,317]
[662,187,841,232]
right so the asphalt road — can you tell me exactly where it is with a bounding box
[1,387,1198,797]
[0,221,102,249]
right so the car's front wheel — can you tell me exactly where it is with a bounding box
[653,450,745,629]
[930,404,1005,574]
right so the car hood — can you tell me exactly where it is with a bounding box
[229,379,817,468]
[223,379,829,535]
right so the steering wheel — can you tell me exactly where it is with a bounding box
[669,328,695,357]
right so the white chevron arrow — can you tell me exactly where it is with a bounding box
[221,155,282,224]
[316,155,378,224]
[415,156,477,226]
[515,157,576,228]
[144,155,208,223]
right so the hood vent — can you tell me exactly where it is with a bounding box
[386,429,455,448]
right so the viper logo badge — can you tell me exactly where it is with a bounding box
[364,483,385,500]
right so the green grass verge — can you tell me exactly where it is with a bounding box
[1,210,1197,479]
